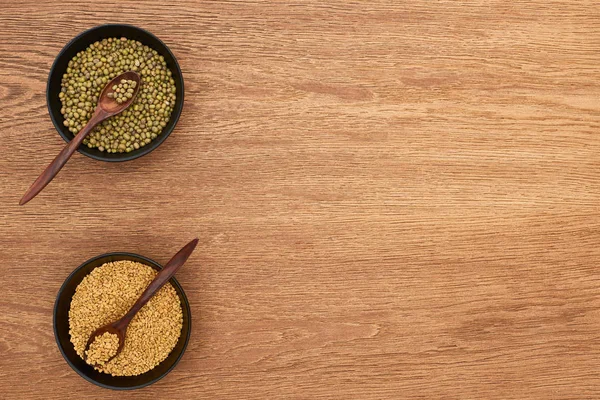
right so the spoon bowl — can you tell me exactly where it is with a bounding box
[83,324,126,367]
[98,71,141,113]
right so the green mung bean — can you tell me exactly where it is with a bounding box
[59,37,176,153]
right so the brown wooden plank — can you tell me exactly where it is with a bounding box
[1,1,600,398]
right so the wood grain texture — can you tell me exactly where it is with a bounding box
[1,1,600,399]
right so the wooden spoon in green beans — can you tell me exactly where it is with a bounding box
[19,71,141,206]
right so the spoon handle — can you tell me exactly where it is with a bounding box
[114,238,199,331]
[19,108,108,206]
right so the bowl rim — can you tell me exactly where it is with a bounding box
[46,23,185,162]
[53,252,192,390]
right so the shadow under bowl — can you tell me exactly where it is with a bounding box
[53,252,191,390]
[47,24,184,162]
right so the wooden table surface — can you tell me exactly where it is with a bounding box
[1,1,600,399]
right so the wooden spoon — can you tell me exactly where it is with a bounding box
[19,71,141,206]
[84,238,199,367]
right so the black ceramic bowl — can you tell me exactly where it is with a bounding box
[47,24,184,162]
[53,253,191,390]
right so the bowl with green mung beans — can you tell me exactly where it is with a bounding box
[47,24,184,162]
